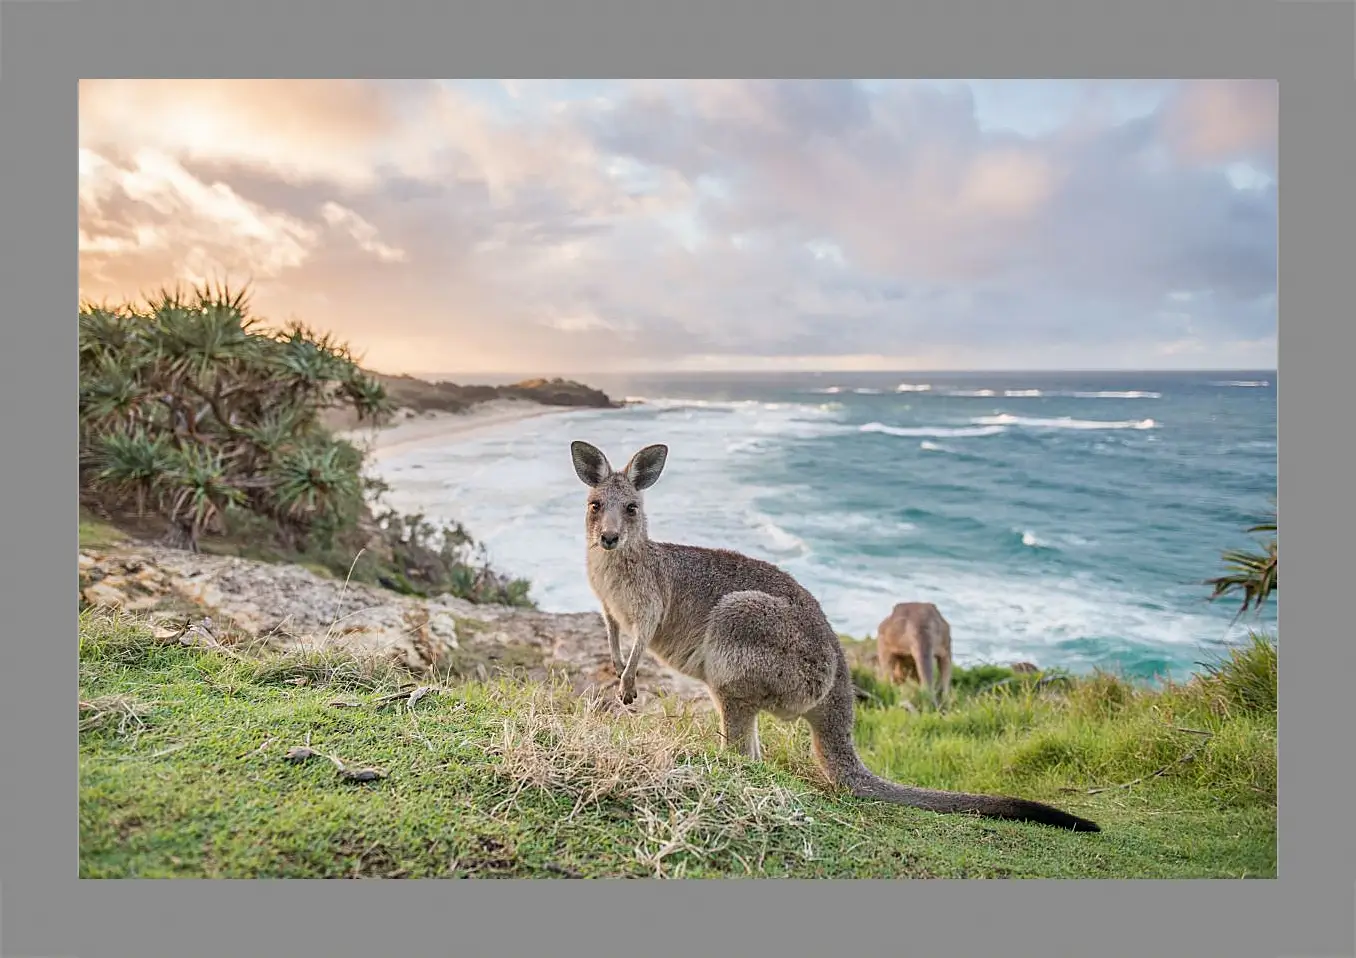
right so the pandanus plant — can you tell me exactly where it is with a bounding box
[78,283,392,552]
[1205,504,1277,623]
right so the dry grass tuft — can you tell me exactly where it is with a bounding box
[79,694,153,735]
[487,682,815,877]
[249,645,408,692]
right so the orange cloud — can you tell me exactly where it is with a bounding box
[960,150,1057,218]
[79,79,407,189]
[1162,79,1278,166]
[79,147,320,287]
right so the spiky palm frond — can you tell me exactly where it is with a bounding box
[274,337,349,392]
[264,441,363,522]
[92,428,172,515]
[158,444,246,547]
[238,405,311,457]
[146,286,257,384]
[265,322,360,401]
[337,371,393,422]
[192,280,253,315]
[79,353,154,429]
[1206,507,1277,620]
[78,305,136,363]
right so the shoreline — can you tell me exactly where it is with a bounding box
[341,399,583,461]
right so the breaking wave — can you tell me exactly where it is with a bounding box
[972,414,1157,431]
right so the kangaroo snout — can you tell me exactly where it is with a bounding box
[599,532,620,550]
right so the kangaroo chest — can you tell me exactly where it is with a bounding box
[587,553,664,635]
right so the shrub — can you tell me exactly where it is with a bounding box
[79,285,389,552]
[79,285,536,609]
[371,510,535,608]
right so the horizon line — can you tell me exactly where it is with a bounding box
[387,367,1278,379]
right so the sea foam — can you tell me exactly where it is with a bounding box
[860,421,1008,438]
[972,414,1157,431]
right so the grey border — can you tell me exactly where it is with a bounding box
[2,0,1344,954]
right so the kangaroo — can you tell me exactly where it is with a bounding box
[877,602,953,706]
[569,440,1100,832]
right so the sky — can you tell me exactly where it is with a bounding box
[77,79,1278,376]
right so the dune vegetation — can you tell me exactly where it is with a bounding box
[79,286,535,606]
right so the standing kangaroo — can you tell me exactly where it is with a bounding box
[877,602,953,706]
[569,440,1099,832]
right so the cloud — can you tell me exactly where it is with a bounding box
[77,79,459,192]
[79,147,320,288]
[1160,79,1278,168]
[320,202,407,263]
[77,79,1277,373]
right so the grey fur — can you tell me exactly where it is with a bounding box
[877,602,953,706]
[569,441,1100,833]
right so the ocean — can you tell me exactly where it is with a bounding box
[370,370,1277,682]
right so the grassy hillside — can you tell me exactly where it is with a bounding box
[79,611,1276,879]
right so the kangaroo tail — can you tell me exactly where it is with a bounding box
[838,765,1100,832]
[807,663,1100,833]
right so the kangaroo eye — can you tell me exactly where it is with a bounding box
[588,501,601,513]
[625,503,639,516]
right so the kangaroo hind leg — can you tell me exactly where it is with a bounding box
[704,591,835,728]
[915,649,937,707]
[714,699,762,761]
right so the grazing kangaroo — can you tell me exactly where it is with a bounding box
[877,602,953,706]
[569,440,1100,832]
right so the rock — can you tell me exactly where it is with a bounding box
[83,581,129,608]
[76,545,710,710]
[122,593,163,612]
[133,566,165,586]
[1010,662,1039,674]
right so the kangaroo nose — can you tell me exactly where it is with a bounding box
[600,532,620,549]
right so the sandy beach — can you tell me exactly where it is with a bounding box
[342,399,574,461]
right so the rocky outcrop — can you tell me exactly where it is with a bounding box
[79,546,1045,712]
[499,378,617,409]
[375,374,619,414]
[78,546,710,710]
[319,375,619,432]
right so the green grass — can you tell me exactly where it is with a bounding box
[79,508,128,550]
[79,611,1276,879]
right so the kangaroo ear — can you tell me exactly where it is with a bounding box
[624,444,668,491]
[570,441,612,487]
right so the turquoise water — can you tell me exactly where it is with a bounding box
[373,370,1277,681]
